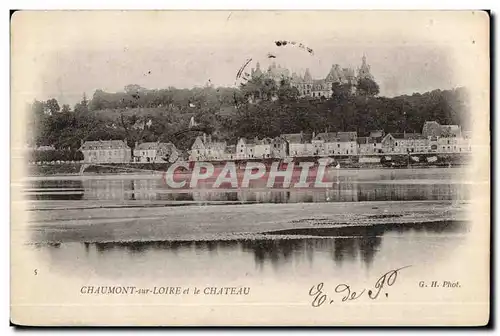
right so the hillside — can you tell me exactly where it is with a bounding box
[28,84,470,152]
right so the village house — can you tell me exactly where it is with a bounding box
[254,138,272,159]
[358,131,384,155]
[189,134,227,161]
[205,139,227,161]
[311,132,337,156]
[336,132,358,155]
[271,137,288,158]
[437,124,462,153]
[381,133,404,153]
[189,121,469,163]
[369,130,385,153]
[315,131,357,156]
[402,133,428,153]
[189,135,206,161]
[357,137,377,154]
[421,121,464,153]
[381,132,429,154]
[281,132,314,157]
[223,145,237,160]
[133,142,179,163]
[236,138,257,160]
[80,140,131,163]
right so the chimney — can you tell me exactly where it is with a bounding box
[135,141,138,148]
[208,134,212,143]
[312,131,316,139]
[203,133,207,143]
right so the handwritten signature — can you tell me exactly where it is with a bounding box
[308,265,411,307]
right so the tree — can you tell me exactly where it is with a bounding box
[31,100,45,115]
[277,79,299,102]
[240,76,279,102]
[356,77,380,97]
[74,93,89,114]
[61,104,71,113]
[45,98,60,114]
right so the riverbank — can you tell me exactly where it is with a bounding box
[26,200,468,244]
[27,153,471,176]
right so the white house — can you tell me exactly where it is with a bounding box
[134,142,179,163]
[236,137,259,160]
[80,140,131,163]
[189,136,206,161]
[320,131,357,155]
[311,132,337,156]
[281,132,314,157]
[437,125,462,153]
[254,137,272,159]
[223,145,237,160]
[271,137,288,158]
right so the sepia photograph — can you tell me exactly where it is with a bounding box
[10,10,490,326]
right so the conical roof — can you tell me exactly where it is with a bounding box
[325,64,340,82]
[303,68,312,82]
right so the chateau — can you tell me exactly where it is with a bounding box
[250,55,375,99]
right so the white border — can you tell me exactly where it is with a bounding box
[3,1,497,335]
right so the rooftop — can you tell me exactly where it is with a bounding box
[81,140,129,150]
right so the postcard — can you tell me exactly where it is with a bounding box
[10,10,490,326]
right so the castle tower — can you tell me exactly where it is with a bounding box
[357,54,373,80]
[303,68,313,82]
[252,62,262,78]
[325,64,340,83]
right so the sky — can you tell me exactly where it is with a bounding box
[12,11,485,107]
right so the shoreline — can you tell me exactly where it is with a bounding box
[21,165,465,181]
[26,152,472,177]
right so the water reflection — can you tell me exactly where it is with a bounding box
[23,169,468,203]
[32,220,466,278]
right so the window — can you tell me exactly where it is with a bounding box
[337,144,340,148]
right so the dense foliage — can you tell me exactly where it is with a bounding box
[27,80,470,153]
[30,149,84,163]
